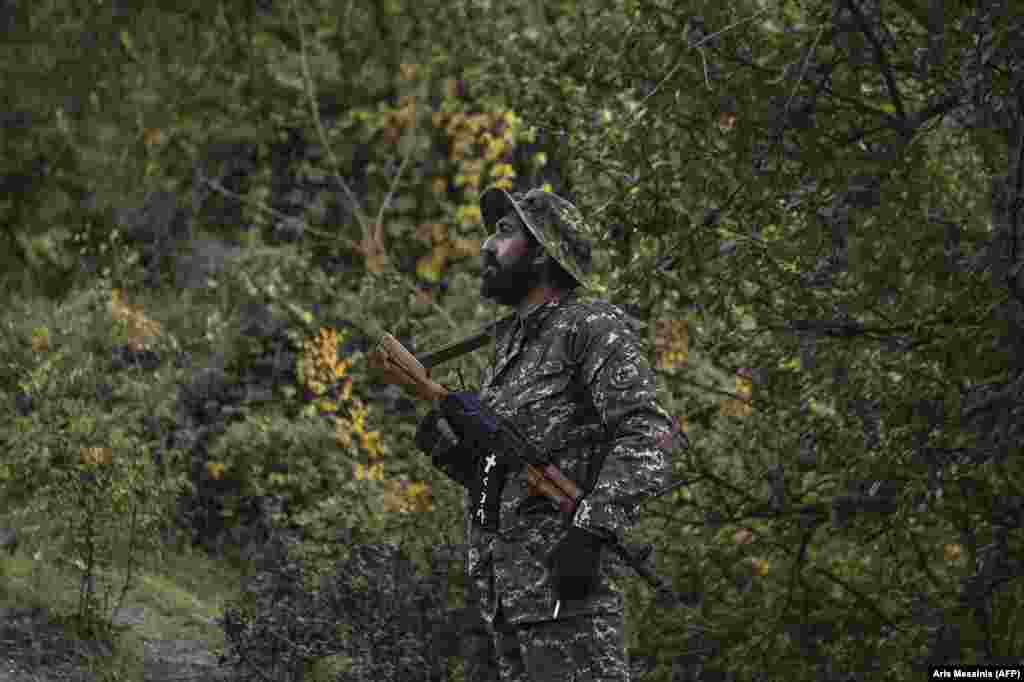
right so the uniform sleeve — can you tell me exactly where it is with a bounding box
[570,311,674,541]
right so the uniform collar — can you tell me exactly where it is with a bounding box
[514,289,578,339]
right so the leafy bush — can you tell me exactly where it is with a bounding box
[0,282,187,637]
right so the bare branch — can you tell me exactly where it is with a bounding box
[626,7,772,128]
[785,24,826,114]
[812,565,900,631]
[845,0,907,124]
[202,175,359,249]
[291,0,371,236]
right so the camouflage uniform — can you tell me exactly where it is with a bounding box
[430,187,674,681]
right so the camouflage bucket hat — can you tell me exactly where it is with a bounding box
[479,185,596,290]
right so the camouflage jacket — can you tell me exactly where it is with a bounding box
[440,290,674,627]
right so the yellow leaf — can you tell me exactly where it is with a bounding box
[720,398,752,418]
[748,557,770,577]
[466,114,488,134]
[736,374,753,399]
[335,418,354,448]
[30,326,51,353]
[485,138,506,162]
[143,128,165,147]
[944,543,963,562]
[493,178,514,190]
[655,319,689,370]
[119,30,137,58]
[431,177,448,196]
[205,461,227,480]
[399,63,418,81]
[532,152,548,167]
[456,204,482,228]
[450,137,473,159]
[446,112,466,134]
[354,462,366,480]
[361,430,386,459]
[541,182,553,193]
[417,254,442,282]
[490,163,515,179]
[452,237,481,258]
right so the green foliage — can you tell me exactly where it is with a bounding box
[451,0,1024,677]
[0,285,187,638]
[3,0,1023,678]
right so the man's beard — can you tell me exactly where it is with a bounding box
[480,257,544,307]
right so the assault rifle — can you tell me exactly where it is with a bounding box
[367,330,691,604]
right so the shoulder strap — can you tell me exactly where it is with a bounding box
[416,313,517,370]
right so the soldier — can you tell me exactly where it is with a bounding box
[415,186,674,681]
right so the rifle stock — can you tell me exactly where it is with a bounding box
[368,333,449,403]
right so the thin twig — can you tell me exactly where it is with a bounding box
[291,0,371,235]
[845,0,906,124]
[633,7,771,112]
[202,175,359,249]
[368,148,415,271]
[785,24,826,114]
[699,48,711,90]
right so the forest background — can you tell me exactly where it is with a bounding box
[1,0,1022,680]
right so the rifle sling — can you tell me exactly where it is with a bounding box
[416,313,517,370]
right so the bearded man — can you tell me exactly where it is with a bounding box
[415,186,674,682]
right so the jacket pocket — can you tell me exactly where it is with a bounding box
[516,359,572,409]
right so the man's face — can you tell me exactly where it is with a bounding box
[480,209,543,306]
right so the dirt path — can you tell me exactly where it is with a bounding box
[0,607,229,682]
[141,639,228,682]
[0,641,228,682]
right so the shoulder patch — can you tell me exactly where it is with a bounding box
[610,361,640,389]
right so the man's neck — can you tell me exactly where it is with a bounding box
[516,284,565,318]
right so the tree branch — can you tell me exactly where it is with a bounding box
[785,24,827,115]
[812,565,900,631]
[201,175,359,250]
[845,0,907,125]
[290,0,371,236]
[1008,115,1024,302]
